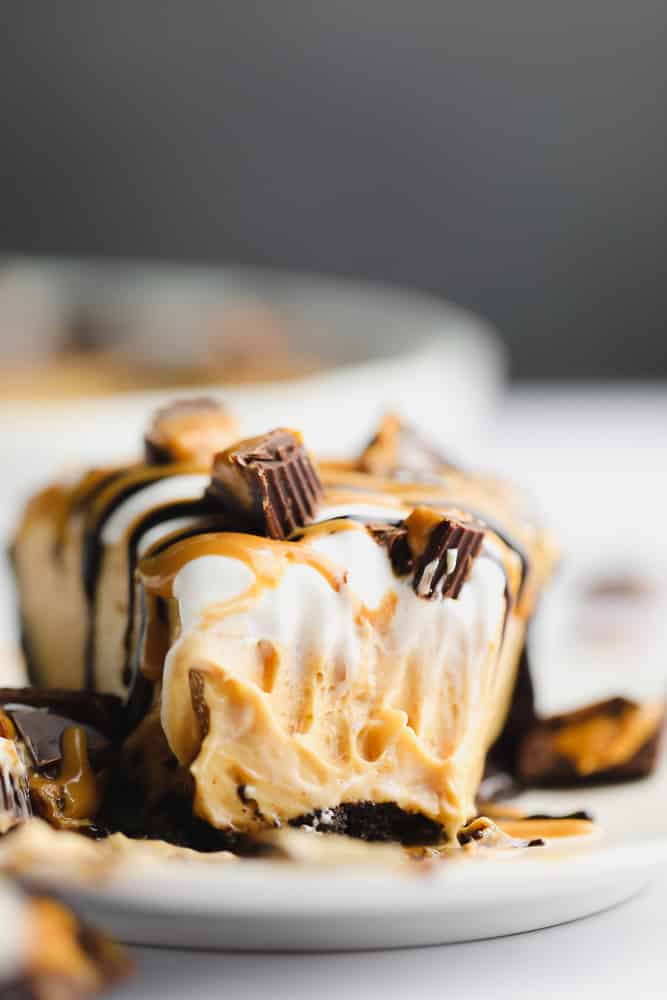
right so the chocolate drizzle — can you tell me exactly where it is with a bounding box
[80,469,213,692]
[121,497,221,687]
[81,477,160,690]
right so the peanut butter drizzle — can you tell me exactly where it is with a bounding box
[496,817,596,840]
[86,461,203,530]
[138,531,350,686]
[555,701,664,776]
[29,727,102,829]
[406,506,453,559]
[257,640,280,693]
[17,484,70,541]
[296,517,363,540]
[320,467,450,498]
[18,467,133,556]
[0,709,16,740]
[139,531,346,603]
[359,590,398,632]
[320,464,560,619]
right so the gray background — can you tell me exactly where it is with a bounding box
[2,2,666,377]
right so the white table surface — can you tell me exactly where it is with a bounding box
[116,872,667,1000]
[107,384,667,998]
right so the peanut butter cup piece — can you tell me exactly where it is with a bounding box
[358,412,456,479]
[208,429,324,538]
[367,523,414,576]
[0,688,124,739]
[8,709,110,771]
[372,509,485,600]
[144,398,239,466]
[517,697,665,786]
[411,514,485,599]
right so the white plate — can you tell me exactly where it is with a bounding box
[28,761,667,951]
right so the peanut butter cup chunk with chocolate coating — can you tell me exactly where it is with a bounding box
[208,428,324,538]
[144,397,239,466]
[409,510,485,600]
[517,697,666,786]
[358,412,456,479]
[0,689,123,741]
[372,507,486,600]
[0,689,121,833]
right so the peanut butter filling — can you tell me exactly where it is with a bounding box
[138,521,519,841]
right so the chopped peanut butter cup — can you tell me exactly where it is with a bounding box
[0,689,124,739]
[0,689,122,832]
[412,515,485,600]
[371,509,485,600]
[144,398,238,466]
[208,429,324,538]
[358,412,456,479]
[517,697,666,786]
[8,709,110,771]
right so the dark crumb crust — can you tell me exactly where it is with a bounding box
[102,777,445,850]
[290,802,444,845]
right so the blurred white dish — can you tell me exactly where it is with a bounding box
[0,269,502,645]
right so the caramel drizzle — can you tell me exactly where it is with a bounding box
[0,709,16,740]
[138,531,349,683]
[139,531,346,602]
[496,817,595,840]
[29,726,103,829]
[478,802,596,840]
[320,467,534,602]
[137,509,519,693]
